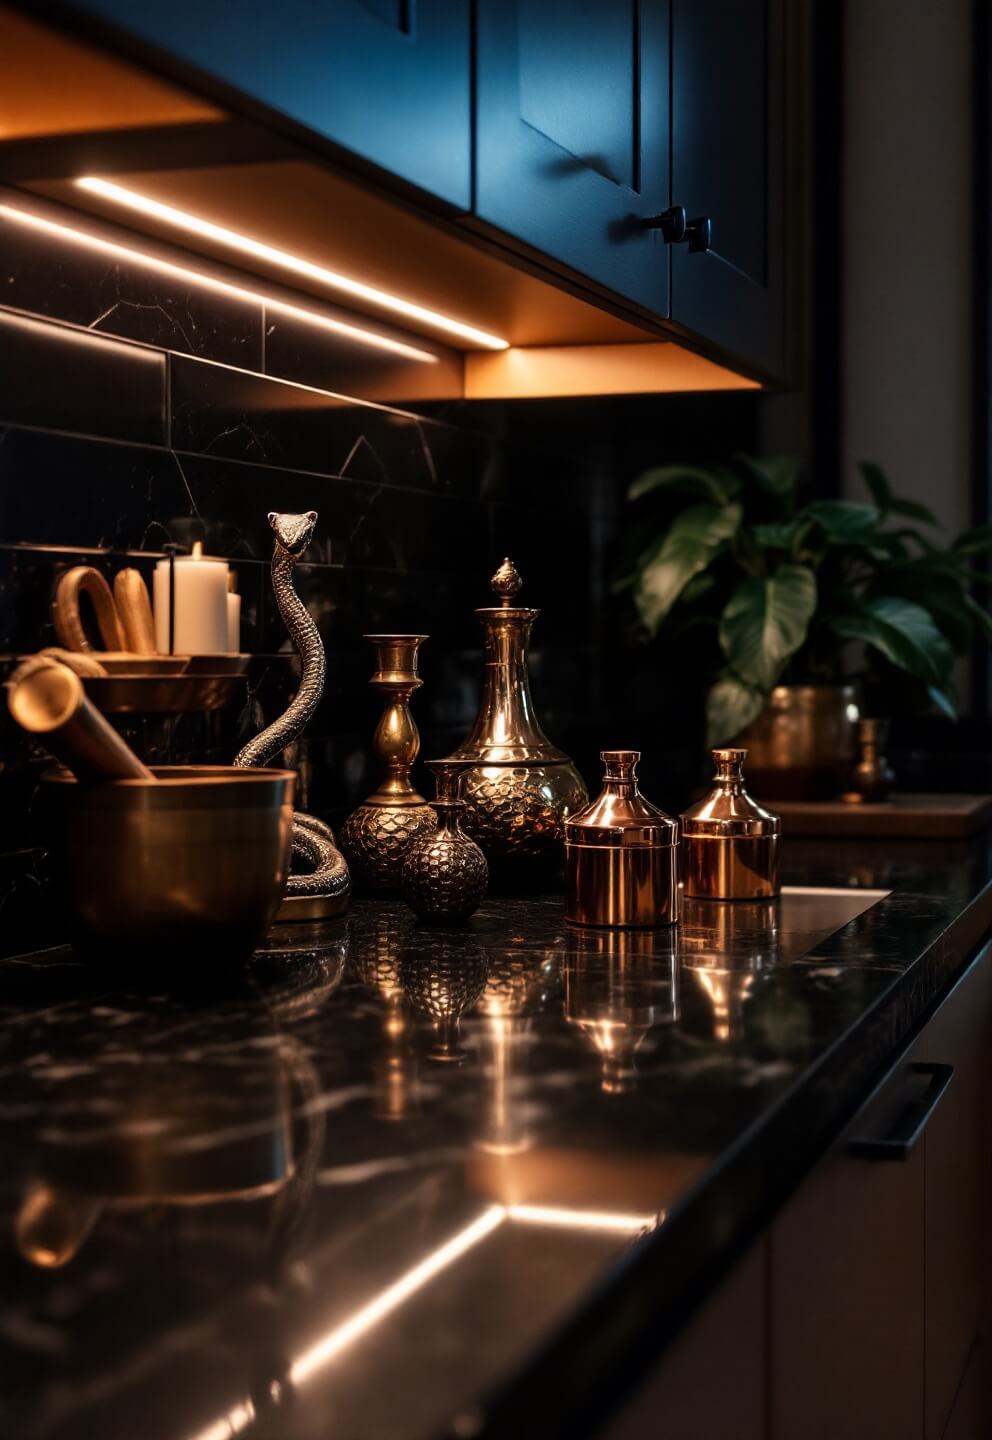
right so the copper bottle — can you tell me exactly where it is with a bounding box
[565,750,679,928]
[681,748,780,901]
[447,559,587,872]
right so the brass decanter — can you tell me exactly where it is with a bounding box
[446,559,588,872]
[340,635,437,895]
[681,749,780,901]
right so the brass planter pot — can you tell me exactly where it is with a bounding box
[42,765,295,962]
[737,685,859,801]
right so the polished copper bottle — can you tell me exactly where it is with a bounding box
[447,559,588,871]
[681,748,780,901]
[565,750,679,928]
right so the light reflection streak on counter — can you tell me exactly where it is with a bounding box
[0,203,438,364]
[187,1202,660,1440]
[75,176,510,351]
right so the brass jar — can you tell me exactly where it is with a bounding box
[446,559,587,872]
[565,750,679,928]
[739,684,859,800]
[681,749,780,901]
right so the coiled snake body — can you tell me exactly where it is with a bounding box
[235,511,351,908]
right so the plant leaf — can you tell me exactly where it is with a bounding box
[719,565,817,691]
[752,522,795,549]
[952,523,992,556]
[634,501,742,634]
[859,461,937,525]
[738,455,802,509]
[928,684,958,721]
[831,596,954,686]
[628,464,736,505]
[804,499,882,541]
[706,675,766,747]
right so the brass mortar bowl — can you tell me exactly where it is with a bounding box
[41,766,295,962]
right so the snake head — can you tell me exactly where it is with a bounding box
[268,510,317,557]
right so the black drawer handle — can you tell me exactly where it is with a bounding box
[849,1062,954,1162]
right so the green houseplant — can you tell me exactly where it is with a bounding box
[622,456,992,746]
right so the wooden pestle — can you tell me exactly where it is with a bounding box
[7,656,154,781]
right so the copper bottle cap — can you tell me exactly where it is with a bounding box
[566,750,678,849]
[681,749,780,900]
[565,751,679,928]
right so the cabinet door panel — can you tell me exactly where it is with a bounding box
[770,1034,927,1440]
[72,1,472,208]
[602,1241,766,1440]
[923,943,992,1440]
[671,0,783,374]
[474,0,670,314]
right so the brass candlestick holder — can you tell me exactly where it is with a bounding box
[843,718,896,803]
[401,761,488,924]
[446,559,588,874]
[340,635,437,895]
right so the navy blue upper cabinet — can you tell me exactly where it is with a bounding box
[71,1,472,210]
[669,0,784,375]
[473,1,670,316]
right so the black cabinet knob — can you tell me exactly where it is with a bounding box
[645,205,686,243]
[686,215,713,253]
[644,206,712,253]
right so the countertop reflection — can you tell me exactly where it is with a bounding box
[0,835,990,1440]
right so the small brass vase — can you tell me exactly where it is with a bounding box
[681,749,780,901]
[340,635,437,895]
[446,559,588,874]
[845,717,895,802]
[401,761,489,925]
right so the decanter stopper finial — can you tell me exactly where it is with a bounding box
[491,557,523,608]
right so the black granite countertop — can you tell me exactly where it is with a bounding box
[1,834,991,1440]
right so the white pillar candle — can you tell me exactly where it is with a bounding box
[226,591,242,654]
[153,542,230,655]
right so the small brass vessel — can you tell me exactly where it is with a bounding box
[844,717,895,803]
[41,765,294,962]
[340,634,437,895]
[565,750,679,928]
[401,761,488,924]
[447,559,588,873]
[681,748,781,901]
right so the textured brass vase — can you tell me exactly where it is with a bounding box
[340,635,437,895]
[447,559,587,872]
[681,749,781,901]
[401,761,488,924]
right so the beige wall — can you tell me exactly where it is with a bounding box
[842,0,973,537]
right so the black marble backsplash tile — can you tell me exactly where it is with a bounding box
[0,209,614,958]
[0,310,165,444]
[0,205,264,369]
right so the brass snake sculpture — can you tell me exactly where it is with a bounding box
[235,511,351,911]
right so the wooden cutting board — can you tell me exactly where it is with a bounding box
[774,793,992,839]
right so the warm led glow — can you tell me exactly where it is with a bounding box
[189,1400,256,1440]
[289,1206,505,1385]
[506,1204,658,1234]
[76,176,510,351]
[0,203,437,364]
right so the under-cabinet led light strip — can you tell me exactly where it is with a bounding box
[76,176,510,351]
[0,202,438,363]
